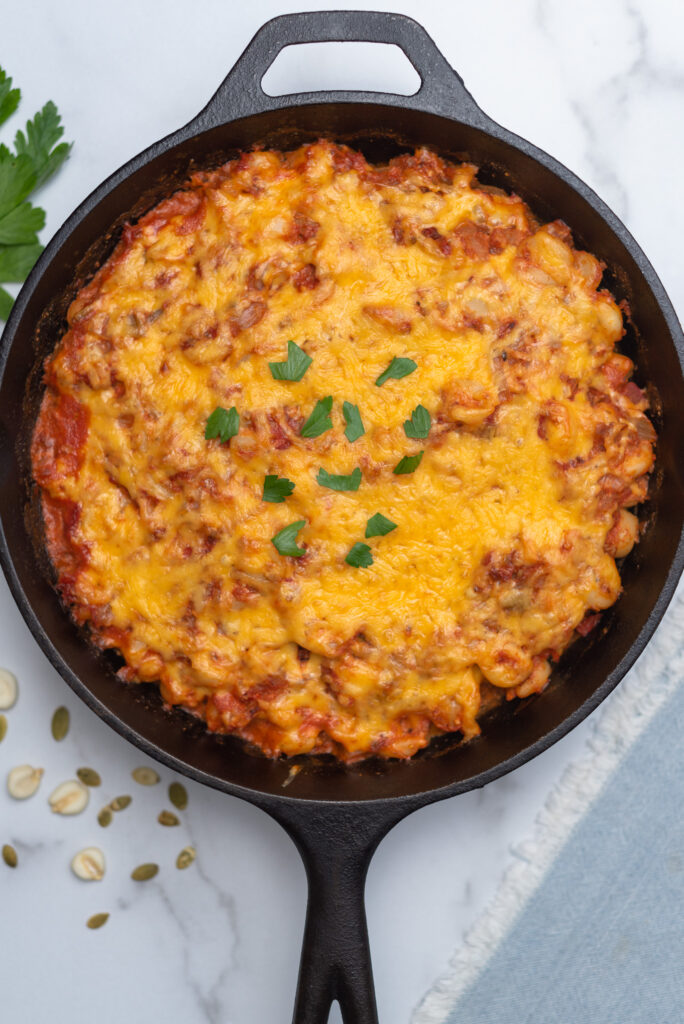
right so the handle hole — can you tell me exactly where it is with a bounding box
[261,42,421,97]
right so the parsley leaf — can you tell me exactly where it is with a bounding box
[269,340,312,382]
[14,101,72,189]
[0,200,45,245]
[403,403,431,439]
[300,395,333,438]
[343,401,365,442]
[0,151,36,219]
[272,520,307,557]
[365,513,397,538]
[0,286,12,321]
[263,474,295,503]
[204,406,239,443]
[346,542,373,568]
[0,242,43,282]
[0,71,72,322]
[0,69,20,128]
[316,466,362,492]
[393,451,424,475]
[375,356,417,387]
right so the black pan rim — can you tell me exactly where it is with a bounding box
[1,92,683,808]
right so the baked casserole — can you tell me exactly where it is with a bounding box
[31,141,656,760]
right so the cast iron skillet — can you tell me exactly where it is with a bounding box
[1,11,683,1023]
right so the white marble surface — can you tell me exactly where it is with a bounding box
[1,2,682,1022]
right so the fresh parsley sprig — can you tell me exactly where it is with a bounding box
[365,513,397,538]
[342,401,365,442]
[272,520,307,557]
[346,542,373,568]
[300,396,333,438]
[263,474,295,503]
[205,406,239,443]
[375,356,417,387]
[404,404,431,439]
[394,452,424,475]
[269,340,312,382]
[317,466,362,492]
[0,68,72,322]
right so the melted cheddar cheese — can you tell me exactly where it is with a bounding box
[31,142,656,760]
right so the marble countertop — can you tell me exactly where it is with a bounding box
[1,2,682,1022]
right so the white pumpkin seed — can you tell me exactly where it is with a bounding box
[51,706,70,741]
[0,714,7,743]
[86,912,109,929]
[7,764,44,800]
[71,846,106,881]
[176,846,196,870]
[2,843,18,868]
[49,779,90,815]
[0,668,18,710]
[168,782,188,810]
[132,766,160,786]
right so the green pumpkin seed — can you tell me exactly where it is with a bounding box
[76,767,101,787]
[110,795,132,812]
[0,714,7,743]
[86,912,109,929]
[131,862,158,882]
[168,782,188,811]
[158,810,180,827]
[176,846,196,870]
[51,706,70,741]
[132,766,160,786]
[2,843,18,868]
[97,807,113,827]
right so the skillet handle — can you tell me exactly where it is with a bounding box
[193,10,489,128]
[269,801,411,1024]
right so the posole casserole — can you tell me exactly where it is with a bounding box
[31,142,656,760]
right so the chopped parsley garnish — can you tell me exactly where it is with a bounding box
[403,403,431,439]
[375,356,417,387]
[365,513,397,538]
[263,474,295,503]
[0,68,72,321]
[393,451,424,475]
[342,401,365,442]
[300,396,333,438]
[271,520,307,557]
[316,466,362,492]
[269,340,312,381]
[346,542,373,568]
[204,406,239,443]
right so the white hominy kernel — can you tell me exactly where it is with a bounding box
[0,668,18,710]
[7,765,44,800]
[49,779,90,815]
[71,847,105,881]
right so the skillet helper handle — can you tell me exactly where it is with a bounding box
[195,10,488,126]
[294,836,377,1024]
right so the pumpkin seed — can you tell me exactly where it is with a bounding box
[97,807,113,828]
[132,766,160,786]
[7,764,44,800]
[49,779,89,815]
[168,781,188,811]
[2,843,18,868]
[110,795,131,812]
[0,668,18,710]
[158,809,180,827]
[0,714,7,742]
[86,912,109,930]
[131,862,158,882]
[76,767,101,787]
[176,846,196,870]
[51,706,70,741]
[71,846,106,881]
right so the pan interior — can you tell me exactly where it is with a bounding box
[1,102,682,803]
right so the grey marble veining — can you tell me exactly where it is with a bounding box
[1,3,682,1022]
